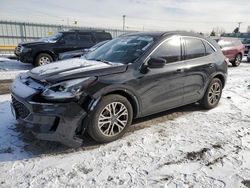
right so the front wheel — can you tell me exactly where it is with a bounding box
[87,94,133,143]
[232,53,242,67]
[200,78,222,109]
[35,53,53,66]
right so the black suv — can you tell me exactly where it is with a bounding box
[11,31,227,147]
[15,30,112,66]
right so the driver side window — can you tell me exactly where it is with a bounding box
[63,34,77,45]
[151,37,181,63]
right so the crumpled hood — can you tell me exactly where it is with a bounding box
[27,58,127,83]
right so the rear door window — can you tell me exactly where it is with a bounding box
[202,41,215,55]
[78,33,93,44]
[151,37,181,63]
[184,37,206,60]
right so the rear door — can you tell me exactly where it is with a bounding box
[182,37,216,104]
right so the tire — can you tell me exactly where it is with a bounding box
[87,94,133,143]
[35,53,53,66]
[232,53,242,67]
[200,78,222,109]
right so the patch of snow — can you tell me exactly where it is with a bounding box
[0,58,32,80]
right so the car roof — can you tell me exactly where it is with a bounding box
[123,31,209,39]
[122,31,220,49]
[61,30,109,34]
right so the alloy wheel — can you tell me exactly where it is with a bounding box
[208,82,221,105]
[235,54,241,66]
[98,102,128,137]
[39,56,51,65]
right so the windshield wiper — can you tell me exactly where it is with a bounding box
[93,59,112,65]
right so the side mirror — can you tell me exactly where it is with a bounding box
[147,57,166,68]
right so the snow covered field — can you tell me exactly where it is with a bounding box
[0,62,250,187]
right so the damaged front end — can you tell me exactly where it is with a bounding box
[10,74,96,147]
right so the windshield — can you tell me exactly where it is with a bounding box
[40,32,63,42]
[85,35,154,64]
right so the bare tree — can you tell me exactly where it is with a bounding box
[233,27,239,33]
[247,26,250,33]
[210,30,216,36]
[213,26,226,36]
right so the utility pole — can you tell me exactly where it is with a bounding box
[238,22,242,32]
[123,15,126,31]
[67,18,70,26]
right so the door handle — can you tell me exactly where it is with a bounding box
[175,69,184,73]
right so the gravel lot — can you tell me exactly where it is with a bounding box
[0,60,250,188]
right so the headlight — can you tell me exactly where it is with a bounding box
[21,46,32,53]
[41,77,96,101]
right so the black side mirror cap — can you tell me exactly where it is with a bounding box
[147,57,166,68]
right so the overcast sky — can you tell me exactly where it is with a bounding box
[1,0,250,33]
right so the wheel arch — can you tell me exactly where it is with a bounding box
[104,90,140,119]
[34,51,57,63]
[213,73,226,88]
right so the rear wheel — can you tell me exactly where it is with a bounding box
[35,53,53,66]
[232,53,242,67]
[200,78,222,109]
[87,94,133,143]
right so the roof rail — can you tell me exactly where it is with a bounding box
[67,29,106,32]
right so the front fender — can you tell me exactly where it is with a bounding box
[91,85,141,118]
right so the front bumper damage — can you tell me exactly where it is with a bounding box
[10,75,87,147]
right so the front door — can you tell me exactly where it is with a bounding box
[137,36,186,116]
[54,33,78,54]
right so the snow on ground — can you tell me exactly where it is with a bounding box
[0,58,32,80]
[0,63,250,187]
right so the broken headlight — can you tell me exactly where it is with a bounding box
[41,77,96,101]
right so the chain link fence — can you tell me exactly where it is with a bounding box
[0,20,137,54]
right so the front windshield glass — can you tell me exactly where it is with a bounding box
[85,35,154,64]
[41,32,63,42]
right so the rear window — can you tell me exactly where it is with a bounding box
[218,40,234,48]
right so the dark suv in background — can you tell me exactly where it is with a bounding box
[15,30,112,66]
[11,31,227,147]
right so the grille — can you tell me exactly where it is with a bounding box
[12,96,30,119]
[15,45,22,53]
